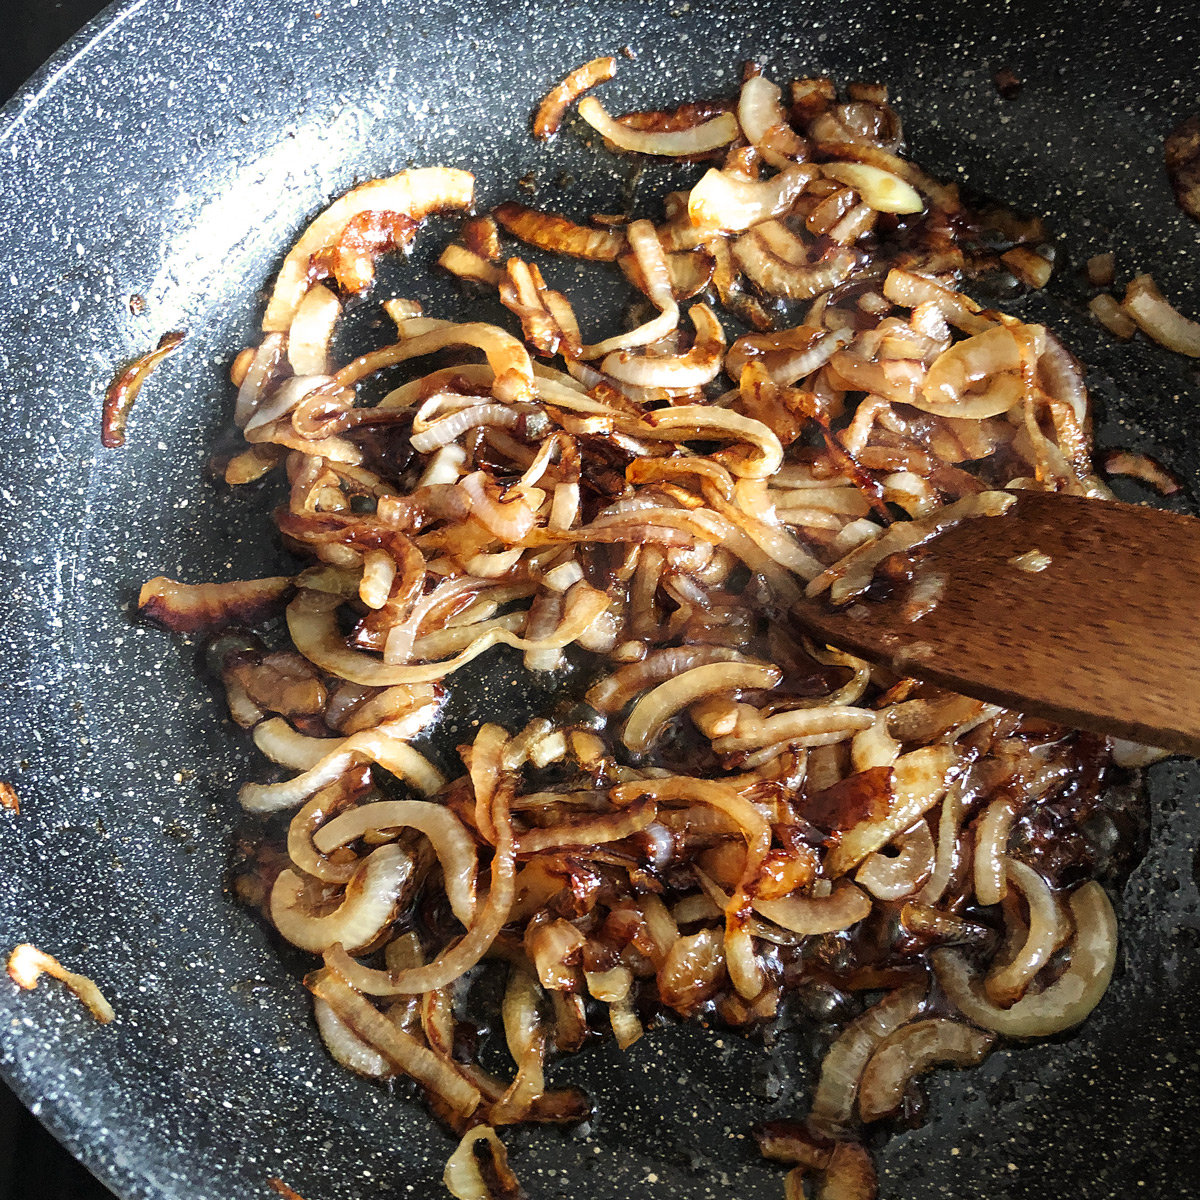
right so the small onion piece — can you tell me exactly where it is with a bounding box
[443,1127,523,1200]
[1123,273,1200,356]
[534,56,618,139]
[933,881,1118,1038]
[578,96,739,156]
[857,1018,994,1121]
[823,162,923,214]
[817,1141,878,1200]
[855,819,935,901]
[494,201,624,261]
[101,330,186,449]
[137,575,293,634]
[6,944,115,1024]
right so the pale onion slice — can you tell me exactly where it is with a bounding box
[752,880,872,934]
[933,881,1118,1038]
[856,819,935,901]
[823,162,923,213]
[269,842,412,953]
[253,718,346,770]
[286,583,608,688]
[581,220,679,358]
[287,283,341,376]
[233,332,285,428]
[622,661,782,753]
[601,302,727,387]
[238,726,445,813]
[916,326,1025,419]
[313,995,394,1078]
[825,745,956,878]
[309,968,481,1116]
[984,859,1065,1006]
[974,794,1020,906]
[1123,273,1200,356]
[6,944,115,1024]
[857,1018,994,1121]
[314,799,479,926]
[737,74,807,168]
[687,163,816,231]
[809,982,926,1130]
[264,167,473,331]
[578,95,739,155]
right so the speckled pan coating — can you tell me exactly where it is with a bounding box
[1,1,1199,1198]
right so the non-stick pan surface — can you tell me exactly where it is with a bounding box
[1,2,1199,1197]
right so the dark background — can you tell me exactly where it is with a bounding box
[1,7,118,1198]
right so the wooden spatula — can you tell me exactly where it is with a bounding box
[789,490,1200,756]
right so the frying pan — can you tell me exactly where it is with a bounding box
[2,1,1199,1197]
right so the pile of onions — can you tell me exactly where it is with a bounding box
[139,57,1140,1200]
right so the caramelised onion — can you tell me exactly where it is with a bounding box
[687,163,817,230]
[534,56,618,139]
[823,162,922,213]
[974,794,1019,907]
[602,302,727,387]
[807,491,1015,606]
[494,201,624,261]
[137,575,293,633]
[752,880,872,935]
[934,881,1118,1037]
[314,799,479,926]
[287,583,608,688]
[1123,273,1200,356]
[578,96,739,155]
[984,859,1065,1006]
[309,967,481,1115]
[264,167,475,331]
[824,746,955,878]
[809,983,926,1131]
[737,74,807,168]
[1101,449,1182,495]
[857,1018,994,1121]
[269,842,413,953]
[855,819,935,900]
[734,234,858,301]
[586,645,750,712]
[443,1126,523,1200]
[313,995,394,1079]
[238,727,445,813]
[817,1141,878,1200]
[622,661,782,753]
[513,796,657,854]
[6,944,115,1024]
[101,330,186,449]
